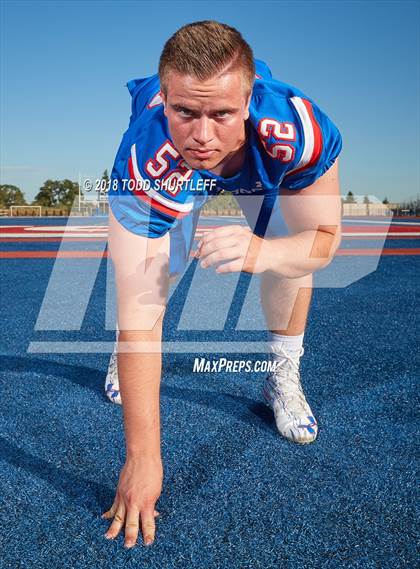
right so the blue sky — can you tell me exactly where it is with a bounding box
[1,0,419,203]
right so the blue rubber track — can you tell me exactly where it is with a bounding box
[0,216,418,568]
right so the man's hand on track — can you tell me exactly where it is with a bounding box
[102,456,163,548]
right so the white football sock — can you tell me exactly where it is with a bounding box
[268,331,305,360]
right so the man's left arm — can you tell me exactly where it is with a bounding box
[196,159,341,277]
[264,158,342,278]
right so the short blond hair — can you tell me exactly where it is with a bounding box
[159,20,255,96]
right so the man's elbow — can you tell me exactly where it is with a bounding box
[324,226,342,267]
[311,225,342,268]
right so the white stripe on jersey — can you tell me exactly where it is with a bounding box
[130,144,194,213]
[287,97,315,175]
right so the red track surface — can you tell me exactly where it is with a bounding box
[1,219,419,257]
[1,248,419,259]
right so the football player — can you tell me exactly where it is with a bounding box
[102,21,342,548]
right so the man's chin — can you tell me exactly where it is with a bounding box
[184,156,222,171]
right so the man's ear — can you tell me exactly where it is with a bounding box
[244,91,252,120]
[161,91,168,117]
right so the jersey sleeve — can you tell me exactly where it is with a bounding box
[108,139,198,239]
[126,74,162,127]
[254,59,273,81]
[281,97,342,190]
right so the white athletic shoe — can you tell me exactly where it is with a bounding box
[262,345,318,444]
[105,337,122,405]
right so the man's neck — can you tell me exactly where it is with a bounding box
[208,123,248,177]
[208,142,247,178]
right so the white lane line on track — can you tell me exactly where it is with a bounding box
[28,341,270,353]
[342,219,420,226]
[24,226,107,232]
[0,233,107,238]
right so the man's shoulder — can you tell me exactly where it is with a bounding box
[251,77,316,128]
[248,62,342,191]
[248,71,311,183]
[126,73,163,122]
[253,59,312,100]
[118,73,168,159]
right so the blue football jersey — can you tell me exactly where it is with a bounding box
[108,59,342,239]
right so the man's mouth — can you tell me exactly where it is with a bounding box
[188,148,216,159]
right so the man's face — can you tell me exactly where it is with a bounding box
[162,69,251,172]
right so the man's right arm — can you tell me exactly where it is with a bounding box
[103,208,170,546]
[108,207,170,461]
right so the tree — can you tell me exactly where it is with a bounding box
[0,185,27,207]
[345,191,355,204]
[33,179,79,208]
[202,193,239,214]
[382,197,389,204]
[400,196,420,216]
[363,195,371,216]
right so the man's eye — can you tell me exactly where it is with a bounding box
[215,111,230,118]
[178,108,193,117]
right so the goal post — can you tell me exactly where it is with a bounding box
[9,205,42,217]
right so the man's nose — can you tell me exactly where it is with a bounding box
[192,117,214,145]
